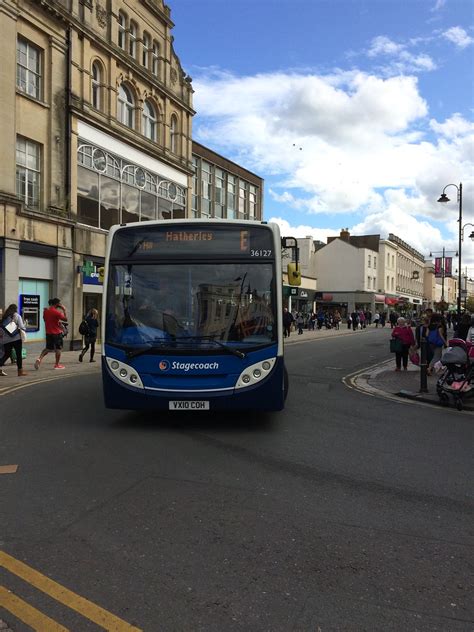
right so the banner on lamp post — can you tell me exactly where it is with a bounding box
[434,257,443,278]
[444,257,452,276]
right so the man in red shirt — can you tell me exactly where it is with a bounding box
[34,298,68,370]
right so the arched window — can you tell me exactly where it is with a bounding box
[118,84,134,128]
[118,12,126,49]
[142,33,150,68]
[142,100,157,141]
[170,114,178,154]
[129,21,137,58]
[91,61,102,110]
[152,41,160,76]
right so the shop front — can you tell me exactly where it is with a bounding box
[80,259,104,323]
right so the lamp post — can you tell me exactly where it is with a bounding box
[437,182,462,320]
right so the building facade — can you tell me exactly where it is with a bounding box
[191,141,263,221]
[281,237,317,313]
[0,0,264,347]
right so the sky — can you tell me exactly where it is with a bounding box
[170,0,473,272]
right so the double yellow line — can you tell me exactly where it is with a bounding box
[0,551,142,631]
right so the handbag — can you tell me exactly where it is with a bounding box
[2,318,18,337]
[409,349,420,365]
[390,338,403,353]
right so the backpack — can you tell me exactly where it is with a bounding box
[427,327,443,347]
[78,319,89,336]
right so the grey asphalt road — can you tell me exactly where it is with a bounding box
[0,328,473,631]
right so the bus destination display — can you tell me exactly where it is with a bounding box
[111,225,274,259]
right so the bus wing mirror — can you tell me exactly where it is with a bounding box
[282,236,301,286]
[287,263,301,286]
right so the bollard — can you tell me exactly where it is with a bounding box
[419,337,428,393]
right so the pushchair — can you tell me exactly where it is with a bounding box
[436,338,474,411]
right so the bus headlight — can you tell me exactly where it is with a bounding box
[106,357,144,389]
[236,358,276,390]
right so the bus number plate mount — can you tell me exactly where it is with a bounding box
[169,400,210,410]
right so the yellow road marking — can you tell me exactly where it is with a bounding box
[0,551,142,631]
[0,585,69,632]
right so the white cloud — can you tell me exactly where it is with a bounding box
[431,0,446,11]
[192,65,473,250]
[443,26,473,49]
[267,217,338,243]
[366,36,436,74]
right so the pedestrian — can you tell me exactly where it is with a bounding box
[466,315,474,344]
[333,310,341,330]
[359,310,366,329]
[391,317,415,371]
[454,313,471,340]
[308,312,316,331]
[380,312,386,327]
[373,311,380,328]
[415,316,434,366]
[366,310,372,326]
[351,310,358,331]
[296,312,304,335]
[389,311,398,329]
[427,314,447,375]
[0,304,28,376]
[347,314,352,329]
[282,308,293,338]
[79,308,99,363]
[34,298,68,370]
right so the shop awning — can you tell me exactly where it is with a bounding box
[374,294,385,303]
[385,297,399,305]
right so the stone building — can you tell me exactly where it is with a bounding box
[0,1,264,348]
[192,141,263,222]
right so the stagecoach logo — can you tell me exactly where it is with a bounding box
[159,360,170,371]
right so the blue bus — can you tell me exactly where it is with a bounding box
[101,220,300,412]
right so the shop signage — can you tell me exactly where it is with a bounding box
[300,290,308,298]
[19,294,40,332]
[82,260,104,285]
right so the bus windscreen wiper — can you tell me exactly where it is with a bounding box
[174,336,246,359]
[112,342,170,359]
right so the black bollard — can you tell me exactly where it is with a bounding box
[419,336,428,393]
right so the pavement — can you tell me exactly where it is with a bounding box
[1,326,472,413]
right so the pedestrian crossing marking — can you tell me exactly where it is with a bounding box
[0,551,142,631]
[0,585,69,631]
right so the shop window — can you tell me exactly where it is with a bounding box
[77,166,99,227]
[17,37,42,100]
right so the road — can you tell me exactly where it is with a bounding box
[0,328,473,631]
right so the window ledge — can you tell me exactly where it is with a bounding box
[16,90,50,109]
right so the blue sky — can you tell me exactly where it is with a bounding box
[170,0,473,269]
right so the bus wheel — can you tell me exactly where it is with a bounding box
[284,366,289,401]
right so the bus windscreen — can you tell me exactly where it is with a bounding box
[110,224,274,259]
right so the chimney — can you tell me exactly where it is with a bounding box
[340,228,350,241]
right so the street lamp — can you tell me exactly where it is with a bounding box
[437,182,462,320]
[461,223,474,241]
